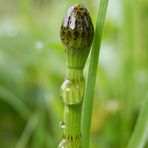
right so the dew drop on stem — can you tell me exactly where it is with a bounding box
[58,139,71,148]
[59,121,66,129]
[66,88,71,92]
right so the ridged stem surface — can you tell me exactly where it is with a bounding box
[59,68,84,148]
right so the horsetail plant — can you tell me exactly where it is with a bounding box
[59,4,94,148]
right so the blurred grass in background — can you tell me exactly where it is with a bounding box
[0,0,148,148]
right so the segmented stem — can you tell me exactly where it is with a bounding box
[63,104,82,147]
[59,68,84,148]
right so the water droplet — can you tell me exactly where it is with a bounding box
[80,26,84,31]
[66,88,70,92]
[59,121,66,129]
[35,41,44,52]
[61,79,71,90]
[58,139,71,148]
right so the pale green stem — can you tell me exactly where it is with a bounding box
[127,94,148,148]
[63,104,82,147]
[81,0,109,147]
[59,68,84,148]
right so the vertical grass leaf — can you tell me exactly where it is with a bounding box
[127,94,148,148]
[82,0,109,147]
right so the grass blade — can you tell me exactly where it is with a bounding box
[81,0,109,147]
[0,85,30,120]
[127,94,148,148]
[16,113,40,148]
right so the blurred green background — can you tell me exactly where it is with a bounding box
[0,0,148,147]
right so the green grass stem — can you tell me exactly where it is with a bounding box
[0,85,30,120]
[127,94,148,148]
[16,113,40,148]
[81,0,109,147]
